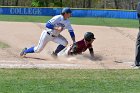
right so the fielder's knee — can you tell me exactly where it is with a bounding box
[34,47,43,53]
[63,41,68,47]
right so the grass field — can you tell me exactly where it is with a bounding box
[0,41,10,48]
[0,15,138,28]
[0,69,140,93]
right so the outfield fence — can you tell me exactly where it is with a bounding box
[0,6,138,19]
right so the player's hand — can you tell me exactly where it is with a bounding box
[72,42,77,53]
[90,53,94,60]
[54,27,63,32]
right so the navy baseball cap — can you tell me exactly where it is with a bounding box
[61,7,72,14]
[84,32,96,42]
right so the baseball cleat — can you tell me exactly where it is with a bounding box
[131,64,140,69]
[51,51,57,58]
[20,48,27,57]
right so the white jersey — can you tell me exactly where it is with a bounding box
[47,15,73,36]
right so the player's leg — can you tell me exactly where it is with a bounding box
[20,30,50,56]
[58,46,71,56]
[52,35,68,57]
[135,29,140,66]
[135,13,140,66]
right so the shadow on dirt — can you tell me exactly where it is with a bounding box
[82,54,103,61]
[22,54,103,62]
[24,56,47,61]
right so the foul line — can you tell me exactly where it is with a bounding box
[0,60,84,69]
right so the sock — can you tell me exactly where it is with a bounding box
[24,47,35,53]
[54,45,65,54]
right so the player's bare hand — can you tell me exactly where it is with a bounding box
[54,27,63,32]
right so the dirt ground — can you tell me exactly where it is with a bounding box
[0,21,138,69]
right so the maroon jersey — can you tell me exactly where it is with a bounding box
[68,39,92,54]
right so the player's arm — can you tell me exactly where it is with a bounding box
[46,22,63,32]
[69,30,76,43]
[89,47,94,57]
[70,43,77,55]
[67,23,76,43]
[46,16,63,32]
[68,29,77,53]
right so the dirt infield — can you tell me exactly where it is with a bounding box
[0,21,138,69]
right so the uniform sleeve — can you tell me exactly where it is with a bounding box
[67,22,75,38]
[46,15,60,29]
[67,22,73,31]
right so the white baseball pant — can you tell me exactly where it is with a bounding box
[34,30,68,53]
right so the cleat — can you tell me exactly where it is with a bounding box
[131,64,140,69]
[51,51,57,58]
[20,48,27,57]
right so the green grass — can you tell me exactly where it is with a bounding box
[0,41,10,48]
[0,15,138,28]
[71,17,138,28]
[0,15,52,23]
[0,69,140,93]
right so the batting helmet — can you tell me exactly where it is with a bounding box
[61,7,72,14]
[84,32,96,42]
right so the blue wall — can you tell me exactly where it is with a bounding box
[72,9,137,19]
[0,7,137,19]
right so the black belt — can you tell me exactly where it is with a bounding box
[47,32,56,37]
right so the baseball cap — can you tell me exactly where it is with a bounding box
[61,7,72,14]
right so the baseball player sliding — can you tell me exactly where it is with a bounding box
[58,32,95,59]
[20,7,76,58]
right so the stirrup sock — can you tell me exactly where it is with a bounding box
[55,45,65,54]
[24,47,35,53]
